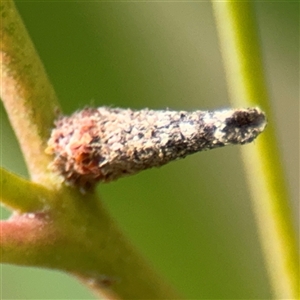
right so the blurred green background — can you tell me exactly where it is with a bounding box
[1,1,298,299]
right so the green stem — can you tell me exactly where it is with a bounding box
[0,1,180,299]
[212,2,299,298]
[0,167,51,212]
[0,0,61,187]
[1,189,179,299]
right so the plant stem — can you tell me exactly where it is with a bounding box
[0,167,51,212]
[0,2,181,299]
[0,0,61,187]
[1,189,179,299]
[212,2,299,298]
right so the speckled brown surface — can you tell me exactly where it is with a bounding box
[46,107,266,189]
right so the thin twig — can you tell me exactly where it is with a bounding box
[0,0,61,187]
[212,2,299,298]
[0,167,51,212]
